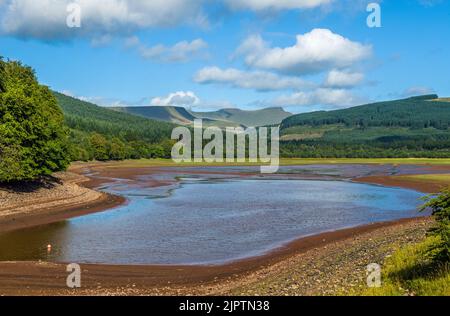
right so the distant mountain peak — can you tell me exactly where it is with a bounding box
[107,105,291,127]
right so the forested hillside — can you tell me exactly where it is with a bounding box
[54,92,176,161]
[280,95,450,158]
[282,95,449,129]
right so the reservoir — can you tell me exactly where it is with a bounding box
[0,178,425,265]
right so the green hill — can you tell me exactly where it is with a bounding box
[55,92,450,160]
[282,95,449,130]
[280,95,450,158]
[54,92,177,161]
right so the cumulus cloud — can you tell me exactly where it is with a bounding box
[150,91,235,110]
[150,91,200,107]
[236,29,372,75]
[323,69,364,88]
[194,66,313,91]
[0,0,207,40]
[271,88,364,108]
[0,1,336,40]
[126,36,208,62]
[224,0,332,11]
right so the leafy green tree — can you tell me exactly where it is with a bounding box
[0,59,5,93]
[0,59,69,182]
[109,137,127,160]
[421,188,450,262]
[89,133,109,161]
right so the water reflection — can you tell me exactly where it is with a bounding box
[0,179,425,265]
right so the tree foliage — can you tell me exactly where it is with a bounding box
[279,95,450,158]
[281,95,449,130]
[421,189,450,262]
[54,92,177,161]
[0,59,70,182]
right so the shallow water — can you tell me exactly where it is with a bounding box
[0,179,425,265]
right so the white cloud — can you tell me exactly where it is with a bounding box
[418,0,443,7]
[0,0,207,39]
[194,66,313,91]
[90,34,113,47]
[323,69,364,88]
[225,0,332,11]
[76,95,142,107]
[236,29,372,75]
[401,86,435,98]
[151,91,235,110]
[127,37,208,62]
[271,88,364,108]
[150,91,200,107]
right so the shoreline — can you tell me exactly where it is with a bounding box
[0,172,126,233]
[0,216,431,295]
[0,162,448,295]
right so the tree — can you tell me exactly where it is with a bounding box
[89,133,109,161]
[421,188,450,262]
[109,137,126,160]
[0,58,5,93]
[0,60,70,182]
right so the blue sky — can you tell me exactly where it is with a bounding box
[0,0,448,113]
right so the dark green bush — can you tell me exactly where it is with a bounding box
[421,188,450,262]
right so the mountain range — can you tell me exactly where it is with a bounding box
[109,106,292,127]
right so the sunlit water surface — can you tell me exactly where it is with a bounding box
[0,179,425,265]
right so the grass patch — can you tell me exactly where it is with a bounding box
[361,236,450,296]
[72,158,450,169]
[399,174,450,183]
[395,174,450,188]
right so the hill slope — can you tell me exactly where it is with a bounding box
[193,107,292,127]
[54,92,177,161]
[280,95,450,158]
[110,106,291,127]
[282,95,449,130]
[110,106,197,125]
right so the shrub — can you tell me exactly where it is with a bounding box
[421,188,450,262]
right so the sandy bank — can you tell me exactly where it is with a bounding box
[0,172,125,232]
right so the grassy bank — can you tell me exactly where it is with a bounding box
[72,158,450,169]
[395,174,450,188]
[360,236,450,296]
